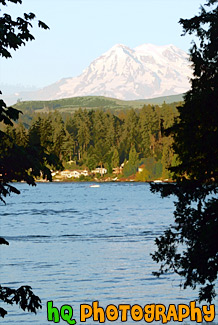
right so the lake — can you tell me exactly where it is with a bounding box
[0,182,217,324]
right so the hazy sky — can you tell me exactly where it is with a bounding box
[1,0,203,89]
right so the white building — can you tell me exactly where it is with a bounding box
[80,170,89,177]
[59,169,89,178]
[91,167,107,175]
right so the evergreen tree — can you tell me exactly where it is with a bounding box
[62,131,76,162]
[93,139,109,175]
[52,112,66,160]
[161,136,174,179]
[123,146,139,177]
[111,147,120,169]
[121,109,140,156]
[104,112,119,150]
[139,105,159,157]
[65,115,79,160]
[151,0,218,303]
[14,123,28,147]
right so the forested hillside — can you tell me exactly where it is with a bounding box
[3,101,180,181]
[13,94,184,114]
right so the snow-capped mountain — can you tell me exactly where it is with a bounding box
[6,43,192,103]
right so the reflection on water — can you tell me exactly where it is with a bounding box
[0,183,217,324]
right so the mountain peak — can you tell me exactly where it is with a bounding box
[111,43,128,49]
[105,43,133,56]
[6,43,192,103]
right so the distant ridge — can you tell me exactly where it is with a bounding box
[134,93,185,104]
[15,94,184,114]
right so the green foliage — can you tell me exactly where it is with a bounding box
[161,136,175,179]
[111,148,120,168]
[0,0,49,59]
[153,160,163,179]
[14,98,182,181]
[137,158,163,181]
[8,99,181,180]
[139,105,159,157]
[123,146,139,177]
[0,123,62,204]
[151,0,218,303]
[14,94,184,114]
[0,0,51,318]
[93,139,110,171]
[129,146,138,165]
[135,168,150,182]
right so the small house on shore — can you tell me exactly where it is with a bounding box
[59,169,89,179]
[91,167,107,175]
[138,164,145,173]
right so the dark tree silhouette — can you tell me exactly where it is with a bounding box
[151,0,218,303]
[0,0,53,318]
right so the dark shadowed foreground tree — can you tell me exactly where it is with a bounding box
[151,0,218,303]
[0,0,55,318]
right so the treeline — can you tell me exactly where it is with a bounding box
[3,102,179,180]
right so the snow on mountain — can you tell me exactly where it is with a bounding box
[6,43,192,103]
[52,43,192,101]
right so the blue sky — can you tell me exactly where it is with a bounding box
[1,0,203,89]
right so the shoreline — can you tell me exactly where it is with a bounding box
[35,178,173,184]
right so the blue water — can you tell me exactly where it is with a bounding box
[0,182,217,324]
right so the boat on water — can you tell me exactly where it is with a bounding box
[89,184,100,188]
